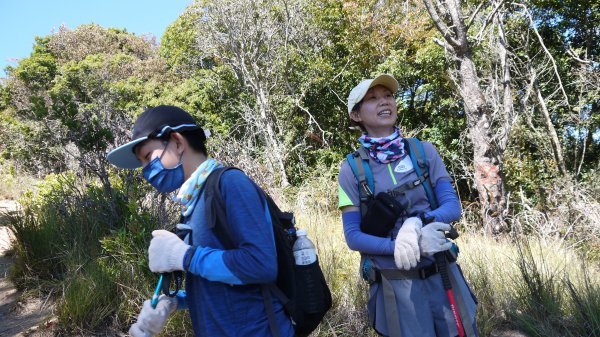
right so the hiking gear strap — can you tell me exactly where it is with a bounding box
[404,138,438,209]
[448,266,477,337]
[200,167,236,248]
[346,147,374,217]
[436,252,465,337]
[386,171,429,197]
[381,272,403,337]
[262,285,281,337]
[372,264,439,282]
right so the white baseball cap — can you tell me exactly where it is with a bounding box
[347,74,399,113]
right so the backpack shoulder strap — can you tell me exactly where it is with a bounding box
[404,138,438,209]
[346,148,374,217]
[202,166,240,249]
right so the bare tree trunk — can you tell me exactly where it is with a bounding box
[423,0,506,233]
[535,85,568,176]
[497,13,515,152]
[257,86,290,186]
[460,56,507,233]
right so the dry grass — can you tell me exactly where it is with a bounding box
[289,173,600,336]
[5,162,599,336]
[0,170,38,200]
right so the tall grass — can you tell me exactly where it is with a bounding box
[7,171,185,334]
[293,174,600,337]
[426,234,600,337]
[6,167,600,336]
[0,163,39,200]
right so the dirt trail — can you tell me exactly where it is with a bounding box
[0,200,54,337]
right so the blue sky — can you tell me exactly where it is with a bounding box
[0,0,192,77]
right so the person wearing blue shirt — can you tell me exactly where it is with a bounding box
[107,105,294,337]
[338,75,478,337]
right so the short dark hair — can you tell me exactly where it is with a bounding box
[180,128,208,156]
[350,101,366,132]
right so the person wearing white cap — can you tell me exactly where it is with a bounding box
[338,75,478,337]
[107,105,294,337]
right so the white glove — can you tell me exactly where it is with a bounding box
[129,295,177,337]
[149,230,190,273]
[394,217,422,270]
[420,222,453,256]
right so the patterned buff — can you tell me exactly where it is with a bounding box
[358,127,407,164]
[173,157,221,217]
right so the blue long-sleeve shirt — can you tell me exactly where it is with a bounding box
[177,169,294,337]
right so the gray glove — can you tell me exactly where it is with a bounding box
[394,217,422,270]
[419,222,453,256]
[129,295,177,337]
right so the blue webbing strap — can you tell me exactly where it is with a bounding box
[346,148,374,217]
[404,138,438,209]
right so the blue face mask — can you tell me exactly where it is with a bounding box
[142,143,185,193]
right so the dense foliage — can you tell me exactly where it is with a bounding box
[1,0,599,335]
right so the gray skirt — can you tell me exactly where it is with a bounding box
[367,262,478,337]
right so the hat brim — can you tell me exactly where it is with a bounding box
[106,136,148,169]
[369,74,399,95]
[347,74,399,114]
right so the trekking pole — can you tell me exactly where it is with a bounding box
[435,251,465,337]
[418,214,465,336]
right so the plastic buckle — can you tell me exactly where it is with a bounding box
[361,181,372,196]
[369,269,381,285]
[419,263,439,279]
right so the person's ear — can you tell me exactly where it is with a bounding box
[350,110,362,123]
[170,133,186,155]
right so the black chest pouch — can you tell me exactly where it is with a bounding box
[360,192,408,237]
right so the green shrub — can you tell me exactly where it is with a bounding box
[58,261,118,331]
[8,170,172,333]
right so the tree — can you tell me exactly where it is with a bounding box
[422,0,508,232]
[194,0,330,187]
[2,25,171,187]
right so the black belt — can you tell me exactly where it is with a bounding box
[371,263,439,284]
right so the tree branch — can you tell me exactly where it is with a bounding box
[475,0,507,42]
[422,0,461,48]
[466,1,486,30]
[566,46,591,65]
[514,2,571,108]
